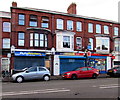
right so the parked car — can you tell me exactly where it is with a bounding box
[62,67,99,79]
[12,66,51,83]
[107,67,120,77]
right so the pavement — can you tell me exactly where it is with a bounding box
[1,74,110,82]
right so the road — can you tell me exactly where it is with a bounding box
[1,77,119,99]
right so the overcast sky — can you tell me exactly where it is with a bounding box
[0,0,120,22]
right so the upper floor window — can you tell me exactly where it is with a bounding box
[3,22,11,32]
[41,16,49,28]
[76,22,82,32]
[30,33,47,47]
[114,27,119,36]
[3,38,10,49]
[104,25,109,34]
[18,14,25,25]
[63,36,70,48]
[96,24,101,33]
[18,32,25,46]
[29,15,37,27]
[76,37,82,50]
[67,20,73,30]
[56,19,63,30]
[88,23,93,33]
[88,38,93,50]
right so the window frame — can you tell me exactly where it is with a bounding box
[56,19,64,30]
[104,25,109,34]
[76,21,82,32]
[2,38,10,49]
[3,22,11,32]
[76,37,82,50]
[63,36,70,48]
[67,20,73,31]
[18,14,25,25]
[41,16,49,28]
[18,32,25,46]
[96,24,101,33]
[29,15,37,27]
[88,23,93,33]
[114,27,119,36]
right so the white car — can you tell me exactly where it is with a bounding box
[12,66,51,83]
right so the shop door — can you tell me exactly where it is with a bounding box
[60,58,85,74]
[14,57,45,69]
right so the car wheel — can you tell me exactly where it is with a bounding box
[92,74,97,79]
[16,76,24,83]
[43,75,50,81]
[71,74,77,80]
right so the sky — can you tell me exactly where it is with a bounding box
[0,0,120,22]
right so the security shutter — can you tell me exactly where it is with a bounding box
[14,56,45,69]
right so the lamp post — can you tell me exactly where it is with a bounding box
[51,47,55,76]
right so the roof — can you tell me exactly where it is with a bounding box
[11,6,119,24]
[0,11,11,18]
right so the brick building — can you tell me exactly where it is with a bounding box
[1,2,120,75]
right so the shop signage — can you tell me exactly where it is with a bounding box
[14,51,46,56]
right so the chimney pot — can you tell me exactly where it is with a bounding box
[12,1,17,7]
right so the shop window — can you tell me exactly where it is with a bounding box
[29,15,37,27]
[88,23,93,33]
[96,24,101,33]
[56,19,63,30]
[3,22,11,32]
[104,25,109,34]
[114,27,119,36]
[41,16,49,28]
[18,32,25,46]
[18,14,25,25]
[67,20,73,30]
[63,36,70,48]
[88,38,93,50]
[3,38,10,49]
[76,21,82,32]
[76,37,82,50]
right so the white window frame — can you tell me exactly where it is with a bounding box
[3,38,10,49]
[96,24,101,33]
[57,19,64,30]
[18,32,25,46]
[67,20,73,30]
[114,27,119,36]
[76,37,82,50]
[88,38,93,50]
[3,22,11,32]
[88,23,93,33]
[76,22,82,32]
[104,25,109,34]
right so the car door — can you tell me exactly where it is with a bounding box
[77,67,89,78]
[87,67,94,77]
[24,67,38,80]
[37,67,47,79]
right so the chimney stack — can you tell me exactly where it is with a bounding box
[67,3,77,14]
[12,1,17,7]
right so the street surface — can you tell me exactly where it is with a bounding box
[1,77,120,99]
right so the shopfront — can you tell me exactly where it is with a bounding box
[13,51,46,70]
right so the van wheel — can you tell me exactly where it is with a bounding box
[43,75,50,81]
[16,76,24,83]
[92,74,97,79]
[71,74,77,79]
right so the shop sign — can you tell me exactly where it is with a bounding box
[64,53,75,55]
[14,51,46,56]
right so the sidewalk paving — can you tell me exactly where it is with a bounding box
[1,74,110,82]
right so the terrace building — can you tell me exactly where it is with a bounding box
[1,2,120,75]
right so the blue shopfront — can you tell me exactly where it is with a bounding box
[14,51,46,70]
